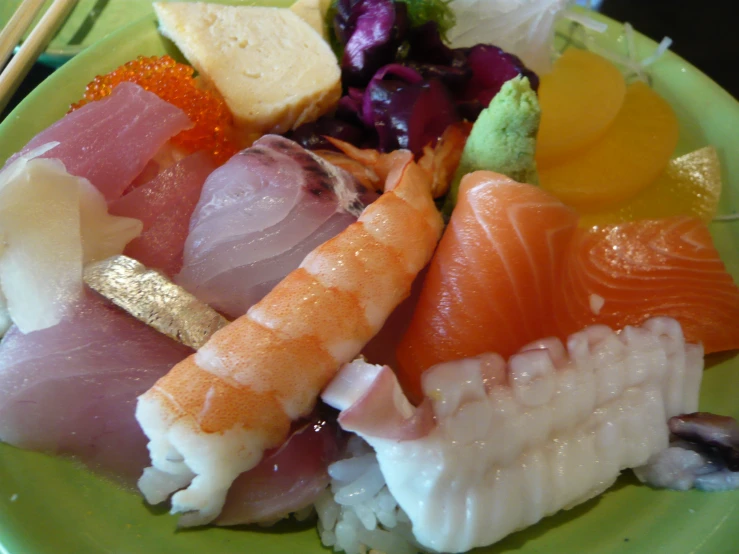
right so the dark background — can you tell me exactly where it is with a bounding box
[1,0,738,121]
[600,0,739,98]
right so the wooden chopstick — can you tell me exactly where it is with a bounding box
[0,0,47,70]
[0,0,78,114]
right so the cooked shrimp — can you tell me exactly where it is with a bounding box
[418,121,472,198]
[325,137,414,186]
[312,149,383,192]
[322,125,471,198]
[135,151,443,526]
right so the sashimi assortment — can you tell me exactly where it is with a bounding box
[0,0,738,553]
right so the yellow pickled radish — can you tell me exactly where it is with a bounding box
[538,81,679,210]
[579,146,722,227]
[536,48,626,166]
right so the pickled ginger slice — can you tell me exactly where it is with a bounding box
[0,147,141,333]
[324,317,703,552]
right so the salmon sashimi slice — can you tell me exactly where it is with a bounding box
[556,216,739,354]
[396,172,739,402]
[396,172,579,401]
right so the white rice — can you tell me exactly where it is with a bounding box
[315,437,422,554]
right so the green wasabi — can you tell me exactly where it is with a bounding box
[442,75,541,218]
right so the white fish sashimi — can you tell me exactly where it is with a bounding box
[176,135,376,318]
[323,317,703,553]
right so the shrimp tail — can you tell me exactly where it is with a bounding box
[136,152,443,525]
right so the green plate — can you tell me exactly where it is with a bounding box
[1,7,739,554]
[0,0,288,67]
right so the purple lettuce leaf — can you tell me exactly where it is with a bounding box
[457,44,540,108]
[287,116,369,151]
[406,21,455,65]
[341,0,411,87]
[361,64,424,126]
[369,77,458,153]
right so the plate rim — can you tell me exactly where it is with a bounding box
[1,6,739,554]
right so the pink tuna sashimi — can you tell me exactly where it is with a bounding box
[0,289,343,511]
[0,291,193,483]
[12,83,191,202]
[216,414,343,525]
[109,152,216,277]
[176,135,378,318]
[139,410,343,524]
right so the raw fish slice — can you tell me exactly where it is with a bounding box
[396,172,578,401]
[188,215,352,316]
[396,174,739,401]
[361,267,428,368]
[177,135,376,318]
[109,152,216,277]
[555,216,739,353]
[216,415,342,525]
[0,291,192,483]
[0,286,342,512]
[11,83,191,202]
[324,317,703,553]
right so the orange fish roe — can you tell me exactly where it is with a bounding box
[70,55,239,164]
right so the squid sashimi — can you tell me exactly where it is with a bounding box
[397,172,739,400]
[0,291,192,483]
[136,152,443,526]
[323,317,703,553]
[176,135,378,318]
[10,83,192,203]
[109,151,216,277]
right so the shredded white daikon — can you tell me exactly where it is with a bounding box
[582,21,673,83]
[449,0,672,83]
[713,213,739,223]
